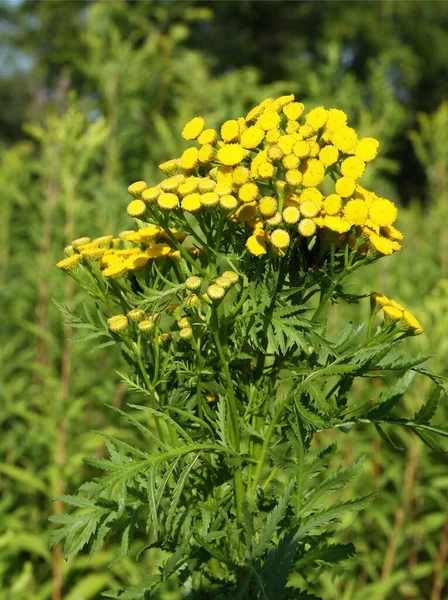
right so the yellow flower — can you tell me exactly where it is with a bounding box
[178,180,198,197]
[283,154,300,170]
[72,237,91,248]
[285,169,303,187]
[282,206,301,224]
[265,129,281,144]
[240,126,265,149]
[217,143,246,166]
[267,145,283,161]
[301,159,325,187]
[126,253,150,269]
[138,319,155,335]
[137,226,161,242]
[142,186,161,202]
[402,310,423,335]
[258,161,275,179]
[384,305,403,323]
[305,106,328,130]
[207,284,226,300]
[331,127,358,154]
[222,270,239,285]
[343,199,368,225]
[277,134,296,155]
[214,182,233,196]
[232,165,250,186]
[178,327,193,341]
[324,108,348,132]
[107,314,128,334]
[159,159,179,175]
[157,193,179,211]
[146,243,172,258]
[180,147,199,170]
[298,218,317,237]
[246,233,267,256]
[308,141,321,158]
[127,180,147,198]
[355,137,379,162]
[341,156,365,180]
[382,224,403,241]
[300,187,323,208]
[198,144,215,164]
[57,254,83,271]
[220,194,238,211]
[198,178,216,193]
[286,120,300,134]
[234,203,257,222]
[323,193,342,215]
[368,198,398,227]
[335,176,356,198]
[181,192,201,213]
[198,128,218,145]
[245,97,274,122]
[300,200,319,218]
[369,232,397,255]
[186,276,202,291]
[81,248,106,261]
[128,308,145,322]
[221,119,240,142]
[259,196,278,218]
[239,182,259,203]
[298,124,314,139]
[127,199,147,218]
[160,178,180,193]
[371,293,390,310]
[319,145,339,166]
[182,116,205,140]
[200,192,220,208]
[270,229,290,249]
[283,102,304,121]
[103,262,128,278]
[177,316,193,329]
[323,216,351,234]
[270,94,295,111]
[266,212,282,227]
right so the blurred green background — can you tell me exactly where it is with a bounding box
[1,1,447,598]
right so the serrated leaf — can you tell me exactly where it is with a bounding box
[414,386,442,424]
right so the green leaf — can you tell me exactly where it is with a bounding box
[294,542,356,569]
[367,370,416,419]
[414,386,442,424]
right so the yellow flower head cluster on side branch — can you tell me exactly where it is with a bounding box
[371,292,423,335]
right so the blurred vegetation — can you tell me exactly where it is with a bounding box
[0,1,447,598]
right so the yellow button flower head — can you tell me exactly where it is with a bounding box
[72,236,91,248]
[234,203,257,222]
[240,126,265,149]
[335,176,356,198]
[217,143,246,166]
[126,253,150,269]
[402,310,423,335]
[305,106,328,130]
[323,216,351,234]
[158,193,179,211]
[265,129,281,144]
[200,192,220,208]
[319,145,339,166]
[198,128,218,145]
[266,212,282,227]
[127,199,147,218]
[286,169,303,187]
[331,127,358,154]
[301,159,325,187]
[270,94,295,111]
[222,270,239,285]
[341,156,366,180]
[292,140,310,159]
[179,327,193,341]
[369,232,396,255]
[127,180,147,198]
[160,178,180,193]
[270,229,290,250]
[198,178,216,193]
[298,124,314,139]
[283,206,301,224]
[57,254,83,271]
[146,243,172,258]
[259,196,278,218]
[107,314,128,334]
[182,116,205,140]
[245,97,274,122]
[368,198,398,227]
[220,194,238,211]
[300,187,323,208]
[159,159,179,176]
[207,284,226,301]
[370,293,390,312]
[180,147,199,170]
[324,193,342,216]
[103,262,127,278]
[239,182,259,203]
[258,162,275,179]
[214,182,233,196]
[282,155,299,171]
[283,102,304,121]
[267,145,283,161]
[382,224,403,241]
[383,305,403,322]
[286,120,300,134]
[221,120,240,142]
[138,319,155,335]
[298,218,317,237]
[343,199,368,225]
[232,165,250,186]
[178,180,198,197]
[325,108,348,132]
[278,135,296,155]
[300,200,319,218]
[128,309,145,322]
[356,137,379,162]
[246,233,267,256]
[198,144,215,164]
[142,186,161,202]
[185,275,202,291]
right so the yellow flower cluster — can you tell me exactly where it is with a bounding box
[371,293,423,335]
[147,94,400,258]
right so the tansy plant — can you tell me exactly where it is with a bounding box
[53,95,446,599]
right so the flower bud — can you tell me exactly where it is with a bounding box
[207,284,225,301]
[177,316,192,329]
[158,333,172,346]
[107,314,128,334]
[221,271,239,285]
[179,327,193,341]
[127,181,147,198]
[185,276,202,291]
[128,309,145,322]
[138,319,154,335]
[216,276,233,290]
[57,254,83,271]
[184,294,200,308]
[72,237,91,248]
